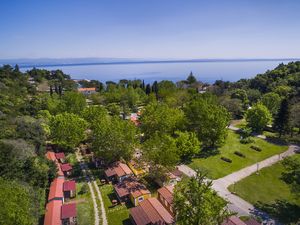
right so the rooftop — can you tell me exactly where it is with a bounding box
[130,197,174,225]
[222,216,247,225]
[157,185,174,205]
[104,161,133,178]
[48,177,65,201]
[61,203,77,219]
[55,152,65,160]
[114,178,150,198]
[46,151,56,161]
[78,87,96,92]
[61,163,72,172]
[44,200,62,225]
[63,180,76,191]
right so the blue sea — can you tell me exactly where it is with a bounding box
[18,59,297,84]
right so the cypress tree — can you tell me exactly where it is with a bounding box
[274,99,290,137]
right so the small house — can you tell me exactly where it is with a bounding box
[48,177,65,203]
[114,178,151,206]
[222,216,247,225]
[44,200,62,225]
[157,185,174,215]
[104,161,133,183]
[61,203,77,225]
[55,152,66,163]
[63,180,76,199]
[129,197,174,225]
[155,169,183,187]
[78,87,96,95]
[61,163,73,176]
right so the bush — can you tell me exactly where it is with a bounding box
[79,183,88,195]
[240,137,254,144]
[221,157,232,163]
[234,151,246,158]
[250,145,262,152]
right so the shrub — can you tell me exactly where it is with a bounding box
[221,157,232,163]
[234,151,246,158]
[240,137,254,144]
[250,145,262,152]
[79,183,88,195]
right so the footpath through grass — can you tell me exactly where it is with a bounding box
[99,184,131,225]
[228,154,300,206]
[188,130,288,179]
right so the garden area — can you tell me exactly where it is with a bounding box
[99,184,131,225]
[188,130,288,179]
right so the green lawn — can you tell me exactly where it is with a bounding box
[100,184,131,225]
[188,130,288,179]
[75,181,94,225]
[228,154,300,206]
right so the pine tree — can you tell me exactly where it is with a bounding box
[274,99,290,137]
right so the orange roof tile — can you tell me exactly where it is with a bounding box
[44,200,62,225]
[46,151,56,161]
[48,177,65,201]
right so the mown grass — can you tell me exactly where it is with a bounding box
[228,154,300,205]
[75,181,94,225]
[188,130,288,179]
[99,184,131,225]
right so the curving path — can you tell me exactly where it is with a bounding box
[178,144,299,224]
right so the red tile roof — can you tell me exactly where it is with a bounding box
[158,185,174,205]
[55,152,65,160]
[129,206,151,225]
[63,180,76,191]
[130,198,174,225]
[48,177,65,201]
[44,200,62,225]
[104,161,133,178]
[78,87,96,92]
[61,203,77,219]
[222,216,247,225]
[114,178,150,199]
[244,218,261,225]
[46,151,56,161]
[61,163,72,172]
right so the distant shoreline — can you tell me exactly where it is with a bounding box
[2,58,299,69]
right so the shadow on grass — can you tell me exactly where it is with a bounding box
[265,136,288,146]
[196,147,220,158]
[122,218,132,225]
[254,200,300,224]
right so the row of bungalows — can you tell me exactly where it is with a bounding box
[130,185,175,225]
[44,151,77,225]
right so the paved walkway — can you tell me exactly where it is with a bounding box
[178,145,299,224]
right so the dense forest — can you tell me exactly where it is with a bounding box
[0,61,299,224]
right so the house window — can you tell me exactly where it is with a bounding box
[138,196,144,202]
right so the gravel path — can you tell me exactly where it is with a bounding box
[93,181,108,225]
[76,152,100,225]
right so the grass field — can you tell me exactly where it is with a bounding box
[188,130,288,179]
[228,154,300,205]
[99,184,131,225]
[75,181,94,225]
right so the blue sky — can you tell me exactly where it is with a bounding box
[1,0,300,59]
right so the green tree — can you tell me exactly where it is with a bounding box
[61,91,87,114]
[245,103,272,133]
[282,156,300,196]
[81,105,108,128]
[142,133,179,169]
[185,95,230,147]
[290,103,300,134]
[261,92,281,115]
[175,131,200,161]
[50,112,88,150]
[187,71,197,84]
[174,171,229,225]
[0,178,41,225]
[274,99,290,137]
[92,116,137,163]
[140,103,185,139]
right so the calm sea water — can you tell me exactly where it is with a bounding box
[22,60,295,84]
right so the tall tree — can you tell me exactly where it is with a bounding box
[274,99,290,137]
[245,103,272,133]
[92,116,137,163]
[140,102,185,139]
[174,171,229,225]
[187,71,197,84]
[261,92,282,115]
[50,112,88,150]
[185,95,230,147]
[175,131,201,161]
